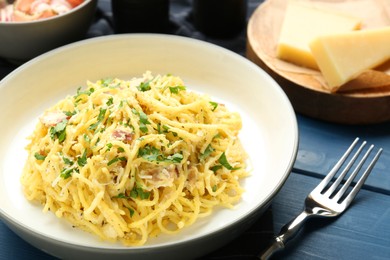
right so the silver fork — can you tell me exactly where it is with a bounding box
[259,137,383,260]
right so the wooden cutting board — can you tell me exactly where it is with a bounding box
[246,0,390,124]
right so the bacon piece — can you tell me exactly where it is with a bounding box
[139,165,177,189]
[39,111,68,127]
[112,129,134,144]
[187,166,198,190]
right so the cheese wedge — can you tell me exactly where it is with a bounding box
[276,0,361,70]
[310,27,390,92]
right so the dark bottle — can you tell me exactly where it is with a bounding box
[112,0,170,33]
[193,0,248,38]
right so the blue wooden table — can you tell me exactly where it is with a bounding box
[1,1,389,259]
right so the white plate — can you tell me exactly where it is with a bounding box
[0,34,298,260]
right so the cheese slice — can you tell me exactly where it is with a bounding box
[310,26,390,92]
[276,0,361,70]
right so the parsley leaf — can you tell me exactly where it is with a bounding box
[127,207,135,217]
[132,109,150,133]
[137,80,151,92]
[167,153,183,163]
[138,145,183,163]
[138,145,161,161]
[157,123,169,134]
[210,165,223,172]
[64,110,77,117]
[200,144,214,161]
[34,152,46,161]
[107,156,127,166]
[113,193,129,199]
[169,85,186,94]
[106,97,114,106]
[74,86,94,99]
[139,111,150,133]
[131,183,151,200]
[62,155,74,166]
[114,184,151,201]
[209,101,218,111]
[50,119,68,143]
[106,143,113,151]
[88,108,107,130]
[83,134,91,143]
[60,168,73,179]
[101,78,114,87]
[218,152,239,170]
[77,149,88,167]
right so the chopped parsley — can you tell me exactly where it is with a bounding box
[77,149,88,167]
[83,134,91,143]
[107,156,127,166]
[119,100,127,108]
[106,143,113,151]
[200,144,215,161]
[106,97,114,106]
[167,153,184,163]
[210,165,223,172]
[74,86,94,99]
[60,168,73,179]
[209,101,218,111]
[64,110,77,117]
[88,108,107,130]
[34,152,46,161]
[130,183,151,200]
[210,152,239,172]
[138,145,183,164]
[137,80,151,92]
[132,109,150,133]
[169,85,186,94]
[157,123,170,134]
[101,78,114,87]
[127,207,135,217]
[114,183,151,201]
[139,111,150,133]
[156,123,177,137]
[62,155,74,166]
[218,152,239,170]
[49,119,68,143]
[113,193,130,199]
[138,145,160,161]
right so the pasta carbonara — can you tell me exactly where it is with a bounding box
[21,72,249,245]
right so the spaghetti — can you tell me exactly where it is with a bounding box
[21,72,249,245]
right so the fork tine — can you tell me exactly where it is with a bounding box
[315,137,359,193]
[324,140,366,197]
[340,147,383,206]
[332,144,374,202]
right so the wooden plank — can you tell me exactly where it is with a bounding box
[0,221,53,259]
[294,114,390,194]
[2,171,388,259]
[0,207,274,260]
[271,173,390,259]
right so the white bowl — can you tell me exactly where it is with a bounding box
[0,0,97,63]
[0,34,298,260]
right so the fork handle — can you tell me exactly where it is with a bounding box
[259,211,312,259]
